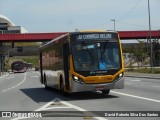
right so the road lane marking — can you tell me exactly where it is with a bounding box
[2,72,26,93]
[54,98,107,120]
[128,80,141,82]
[12,97,107,120]
[42,106,72,110]
[35,100,55,111]
[0,73,9,79]
[11,100,55,120]
[111,91,160,103]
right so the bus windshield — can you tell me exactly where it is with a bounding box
[71,42,121,72]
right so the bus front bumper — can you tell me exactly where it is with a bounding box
[71,77,124,92]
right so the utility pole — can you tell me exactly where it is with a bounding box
[148,0,153,72]
[110,19,115,31]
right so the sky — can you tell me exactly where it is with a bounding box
[0,0,160,33]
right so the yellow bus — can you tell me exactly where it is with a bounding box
[39,30,124,95]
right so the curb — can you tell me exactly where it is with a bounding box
[125,75,160,80]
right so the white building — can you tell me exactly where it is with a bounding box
[0,15,28,33]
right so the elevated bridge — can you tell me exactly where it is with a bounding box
[0,30,160,42]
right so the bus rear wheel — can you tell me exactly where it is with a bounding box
[44,80,50,90]
[102,89,110,95]
[60,81,65,95]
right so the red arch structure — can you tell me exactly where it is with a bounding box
[119,30,160,40]
[0,30,160,42]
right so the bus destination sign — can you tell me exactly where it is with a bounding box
[76,33,117,41]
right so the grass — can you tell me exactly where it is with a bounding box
[21,57,39,66]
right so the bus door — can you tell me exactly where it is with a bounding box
[63,43,70,90]
[39,52,43,84]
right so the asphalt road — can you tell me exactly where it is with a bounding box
[0,71,160,120]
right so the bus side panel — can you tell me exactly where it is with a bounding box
[41,41,64,89]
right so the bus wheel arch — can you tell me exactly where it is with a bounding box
[44,74,49,90]
[43,74,46,84]
[59,74,66,96]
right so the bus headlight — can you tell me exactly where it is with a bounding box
[73,75,85,84]
[119,73,123,77]
[74,76,78,80]
[115,72,123,82]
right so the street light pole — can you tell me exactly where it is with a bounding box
[148,0,153,72]
[110,19,115,31]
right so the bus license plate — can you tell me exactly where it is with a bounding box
[95,86,104,91]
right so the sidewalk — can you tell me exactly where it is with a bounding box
[125,72,160,80]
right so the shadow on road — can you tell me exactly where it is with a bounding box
[20,88,57,103]
[67,92,119,100]
[20,87,119,103]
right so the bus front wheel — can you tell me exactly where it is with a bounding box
[101,89,110,95]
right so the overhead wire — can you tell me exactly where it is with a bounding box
[117,0,142,21]
[83,0,152,30]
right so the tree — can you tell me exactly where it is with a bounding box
[133,41,147,66]
[125,41,148,67]
[153,41,160,66]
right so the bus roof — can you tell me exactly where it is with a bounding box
[39,33,68,50]
[39,30,119,50]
